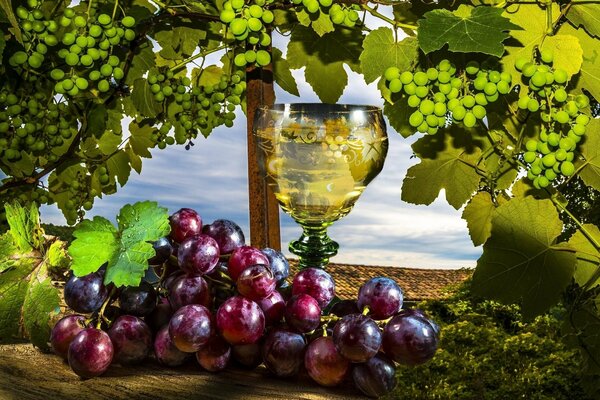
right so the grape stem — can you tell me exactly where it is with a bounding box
[550,195,600,251]
[95,286,117,329]
[361,4,417,31]
[169,44,229,73]
[111,0,120,21]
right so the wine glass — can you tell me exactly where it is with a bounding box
[253,103,388,270]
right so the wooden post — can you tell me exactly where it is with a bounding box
[246,64,281,250]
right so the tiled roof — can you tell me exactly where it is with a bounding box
[289,260,472,301]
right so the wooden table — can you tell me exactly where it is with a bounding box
[0,344,364,400]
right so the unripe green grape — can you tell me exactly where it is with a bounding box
[256,50,272,66]
[10,51,28,65]
[70,44,83,55]
[248,17,263,32]
[531,71,546,87]
[425,68,438,81]
[572,123,585,136]
[438,83,451,95]
[108,35,120,45]
[540,49,553,64]
[527,98,540,112]
[67,86,79,96]
[437,71,451,84]
[453,105,466,121]
[553,88,567,103]
[575,94,590,109]
[530,162,543,176]
[244,50,257,63]
[62,32,76,45]
[122,16,135,27]
[419,99,435,115]
[517,96,529,110]
[154,92,164,102]
[54,82,65,93]
[384,67,400,82]
[560,161,575,176]
[547,132,560,147]
[488,71,501,83]
[434,102,447,117]
[425,114,438,127]
[407,95,421,108]
[515,57,529,71]
[438,59,452,72]
[80,54,93,66]
[522,63,537,78]
[403,82,416,95]
[124,28,136,41]
[472,105,486,119]
[260,32,271,46]
[554,110,570,124]
[231,0,245,9]
[523,151,537,163]
[559,137,574,151]
[388,78,402,93]
[575,113,589,126]
[415,86,429,98]
[408,111,424,127]
[447,98,460,111]
[347,9,359,22]
[75,77,88,90]
[432,92,446,103]
[230,18,247,36]
[496,80,510,95]
[97,79,110,92]
[108,55,120,67]
[415,121,427,133]
[483,82,497,96]
[98,14,111,25]
[399,71,413,84]
[554,69,568,84]
[331,9,345,24]
[462,95,476,109]
[89,24,102,37]
[100,64,113,77]
[248,34,260,45]
[99,39,110,50]
[463,112,476,128]
[544,167,557,181]
[413,71,428,86]
[538,142,551,155]
[465,60,480,75]
[262,9,274,24]
[473,76,487,91]
[471,93,486,106]
[555,148,567,161]
[542,153,556,167]
[89,70,101,80]
[73,15,86,28]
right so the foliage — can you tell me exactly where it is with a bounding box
[0,203,68,350]
[390,281,593,400]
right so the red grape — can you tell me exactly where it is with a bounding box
[169,208,202,243]
[257,290,285,325]
[50,314,86,359]
[292,268,335,309]
[284,294,321,333]
[119,281,157,317]
[64,272,107,314]
[177,234,220,276]
[305,336,350,387]
[237,264,276,300]
[202,219,245,254]
[108,315,153,365]
[154,325,189,367]
[382,310,438,366]
[352,353,397,397]
[168,274,211,311]
[262,329,306,377]
[168,304,213,353]
[216,296,265,345]
[145,297,173,331]
[357,277,403,320]
[227,246,270,281]
[332,314,382,363]
[68,328,114,378]
[261,248,289,284]
[231,342,262,369]
[196,335,231,372]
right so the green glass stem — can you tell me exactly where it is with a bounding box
[289,224,339,270]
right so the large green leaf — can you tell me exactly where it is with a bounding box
[131,78,163,118]
[577,119,600,191]
[4,203,43,253]
[295,8,334,36]
[560,24,600,102]
[0,260,33,342]
[125,41,157,86]
[402,134,482,209]
[359,28,419,84]
[461,191,506,246]
[566,4,600,39]
[106,150,131,187]
[287,26,364,103]
[22,262,60,349]
[273,47,299,97]
[0,234,16,273]
[383,96,414,138]
[568,224,600,289]
[0,0,22,42]
[417,5,520,57]
[128,120,155,159]
[69,217,119,277]
[471,197,576,319]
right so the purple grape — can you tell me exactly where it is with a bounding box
[227,246,270,282]
[330,300,360,317]
[216,296,265,345]
[154,325,190,367]
[332,314,382,363]
[231,342,262,369]
[145,297,173,331]
[162,270,185,291]
[202,219,245,254]
[169,208,202,243]
[257,290,285,325]
[357,277,403,320]
[64,272,108,314]
[261,248,289,283]
[305,336,350,387]
[261,329,306,377]
[401,309,440,337]
[196,335,231,372]
[148,237,174,265]
[237,264,276,301]
[50,314,86,359]
[108,315,153,365]
[382,310,439,366]
[284,294,321,333]
[292,268,335,309]
[177,234,220,276]
[168,304,213,353]
[168,274,211,311]
[352,353,397,397]
[68,328,113,378]
[119,281,157,317]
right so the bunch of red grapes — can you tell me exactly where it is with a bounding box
[51,208,440,398]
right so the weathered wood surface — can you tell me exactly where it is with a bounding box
[0,344,364,400]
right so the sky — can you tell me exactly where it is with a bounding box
[35,11,482,269]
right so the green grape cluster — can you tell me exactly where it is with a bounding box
[147,68,245,146]
[63,171,96,213]
[50,8,135,96]
[383,59,512,134]
[220,0,273,68]
[516,50,592,188]
[290,0,361,28]
[9,0,59,73]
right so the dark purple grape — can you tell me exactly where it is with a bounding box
[284,294,321,333]
[227,246,270,282]
[292,268,335,309]
[64,272,108,314]
[352,353,397,398]
[237,264,276,301]
[148,237,174,265]
[382,310,438,366]
[145,297,173,331]
[68,328,113,378]
[257,290,285,325]
[168,274,211,311]
[330,300,360,317]
[154,325,189,367]
[162,270,185,291]
[305,336,350,387]
[202,219,245,254]
[261,248,289,284]
[216,296,265,345]
[196,335,231,372]
[401,309,440,336]
[357,277,403,320]
[261,329,306,377]
[231,342,262,369]
[332,314,382,363]
[108,315,153,365]
[50,314,86,359]
[178,234,220,276]
[168,304,213,353]
[169,208,202,243]
[119,281,157,317]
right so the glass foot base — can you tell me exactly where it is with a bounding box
[289,226,339,269]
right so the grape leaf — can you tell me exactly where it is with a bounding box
[131,78,163,118]
[126,144,143,174]
[0,0,22,43]
[563,304,600,379]
[567,4,600,39]
[69,201,170,287]
[128,120,155,159]
[461,191,506,246]
[47,240,70,272]
[560,24,600,101]
[568,224,600,289]
[287,26,364,104]
[360,28,419,84]
[295,8,334,36]
[0,33,5,62]
[273,47,299,97]
[125,40,156,85]
[383,96,415,138]
[577,119,600,191]
[417,5,521,57]
[0,234,16,273]
[106,150,131,187]
[471,197,576,319]
[195,65,224,88]
[5,202,43,253]
[402,134,482,209]
[0,260,33,342]
[88,104,107,137]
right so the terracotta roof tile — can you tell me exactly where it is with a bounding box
[289,260,472,301]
